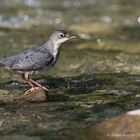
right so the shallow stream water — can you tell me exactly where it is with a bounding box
[0,0,140,140]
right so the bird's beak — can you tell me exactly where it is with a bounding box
[69,35,77,39]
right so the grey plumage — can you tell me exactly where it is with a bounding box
[0,48,54,72]
[0,30,76,90]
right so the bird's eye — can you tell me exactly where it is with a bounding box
[59,34,64,38]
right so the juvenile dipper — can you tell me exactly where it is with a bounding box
[0,30,76,91]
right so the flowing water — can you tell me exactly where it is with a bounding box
[0,0,140,139]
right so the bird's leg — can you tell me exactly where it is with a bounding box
[21,73,35,88]
[22,73,48,91]
[28,77,49,91]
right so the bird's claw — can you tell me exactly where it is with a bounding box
[30,87,39,92]
[25,86,49,92]
[41,86,49,91]
[29,86,49,92]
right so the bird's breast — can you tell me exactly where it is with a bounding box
[52,48,60,63]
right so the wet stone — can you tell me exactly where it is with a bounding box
[91,110,140,140]
[19,87,48,102]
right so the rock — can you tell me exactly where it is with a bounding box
[20,87,48,102]
[91,110,140,140]
[127,110,140,116]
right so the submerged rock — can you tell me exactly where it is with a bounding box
[91,110,140,140]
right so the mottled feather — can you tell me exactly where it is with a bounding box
[12,51,53,71]
[0,49,54,71]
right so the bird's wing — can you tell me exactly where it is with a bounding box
[11,51,54,70]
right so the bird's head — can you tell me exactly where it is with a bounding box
[49,30,76,45]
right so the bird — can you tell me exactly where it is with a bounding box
[0,30,76,91]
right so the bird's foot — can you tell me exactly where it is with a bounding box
[30,87,40,92]
[25,86,49,95]
[22,87,41,96]
[29,86,49,91]
[20,87,48,102]
[41,86,49,91]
